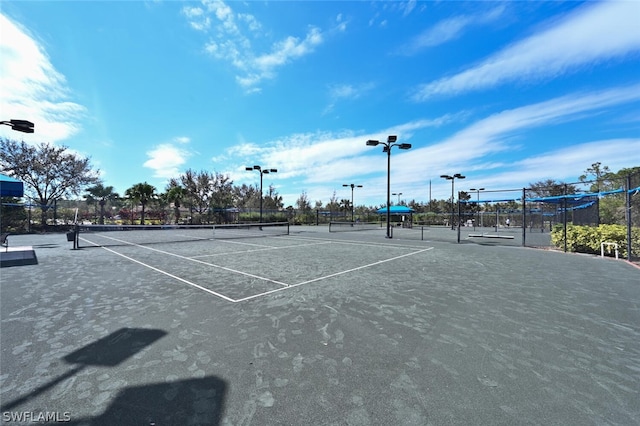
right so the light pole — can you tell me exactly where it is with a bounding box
[470,187,485,229]
[246,165,277,223]
[440,173,465,230]
[1,119,34,133]
[366,135,412,238]
[342,184,362,222]
[392,192,403,205]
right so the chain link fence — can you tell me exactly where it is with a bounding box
[2,171,638,261]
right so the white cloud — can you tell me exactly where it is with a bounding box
[328,82,375,101]
[142,82,636,205]
[323,82,376,115]
[412,1,640,100]
[397,5,506,56]
[0,14,85,143]
[223,83,639,203]
[184,1,333,92]
[402,0,417,17]
[515,139,640,177]
[253,28,323,71]
[143,141,192,179]
[182,5,210,31]
[400,83,640,177]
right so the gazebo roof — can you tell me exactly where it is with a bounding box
[376,205,414,214]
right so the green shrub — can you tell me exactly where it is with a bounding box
[551,223,640,258]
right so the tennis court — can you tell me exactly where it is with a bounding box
[70,222,432,302]
[1,225,639,425]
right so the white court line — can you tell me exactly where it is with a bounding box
[234,247,434,303]
[79,235,289,288]
[189,241,333,259]
[80,240,236,302]
[81,234,435,303]
[286,234,430,250]
[215,239,279,248]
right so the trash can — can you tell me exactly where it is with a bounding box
[66,231,76,242]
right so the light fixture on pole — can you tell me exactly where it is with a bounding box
[245,165,277,223]
[440,173,465,230]
[342,184,362,222]
[470,187,485,229]
[1,119,34,133]
[392,192,403,205]
[366,135,411,238]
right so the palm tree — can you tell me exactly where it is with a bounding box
[339,199,352,219]
[85,184,119,225]
[125,182,157,225]
[166,185,185,224]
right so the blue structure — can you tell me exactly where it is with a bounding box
[376,205,414,228]
[0,174,24,198]
[375,205,414,215]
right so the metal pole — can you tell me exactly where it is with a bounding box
[386,146,391,238]
[259,171,263,224]
[474,190,479,231]
[450,178,455,230]
[351,185,355,222]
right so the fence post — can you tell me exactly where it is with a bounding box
[626,174,632,261]
[563,184,568,253]
[456,193,461,243]
[522,188,526,247]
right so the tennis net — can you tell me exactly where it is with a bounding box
[328,221,382,232]
[74,222,290,248]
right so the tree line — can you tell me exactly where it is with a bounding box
[1,138,638,228]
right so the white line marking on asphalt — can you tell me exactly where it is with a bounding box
[233,247,434,302]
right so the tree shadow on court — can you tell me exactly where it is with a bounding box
[2,327,227,425]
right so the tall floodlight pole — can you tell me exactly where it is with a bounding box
[342,184,362,222]
[470,187,485,230]
[366,136,412,238]
[440,173,465,230]
[246,165,277,223]
[392,192,403,205]
[0,119,34,133]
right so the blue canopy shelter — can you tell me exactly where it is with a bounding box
[376,205,415,227]
[0,174,24,197]
[376,205,414,214]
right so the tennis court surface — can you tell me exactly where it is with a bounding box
[1,225,639,425]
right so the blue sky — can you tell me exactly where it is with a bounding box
[1,0,639,207]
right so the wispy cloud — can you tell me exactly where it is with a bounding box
[398,5,506,55]
[221,83,640,202]
[220,114,458,190]
[0,14,85,143]
[328,82,376,101]
[514,138,640,179]
[323,82,376,115]
[412,1,640,101]
[402,0,417,17]
[183,0,343,93]
[143,138,192,180]
[401,83,640,177]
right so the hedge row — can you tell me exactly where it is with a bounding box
[551,224,640,258]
